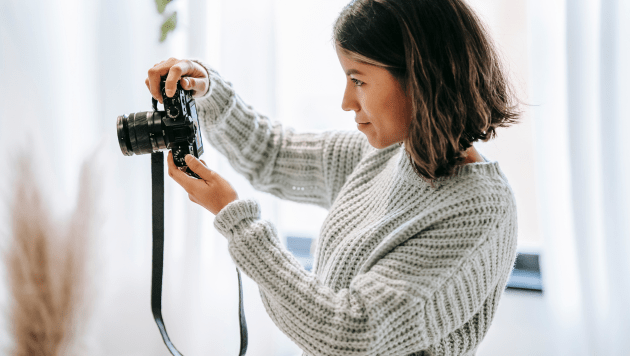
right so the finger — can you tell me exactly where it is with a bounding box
[184,154,213,181]
[189,62,210,97]
[148,58,179,103]
[181,77,208,97]
[200,159,207,167]
[180,77,194,91]
[147,66,168,104]
[165,60,194,99]
[167,151,200,193]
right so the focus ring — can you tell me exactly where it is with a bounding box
[131,111,154,155]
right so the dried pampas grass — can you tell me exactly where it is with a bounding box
[2,148,104,356]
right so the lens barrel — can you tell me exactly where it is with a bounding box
[117,110,167,156]
[117,114,132,155]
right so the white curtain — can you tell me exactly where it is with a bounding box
[529,0,630,355]
[0,0,301,355]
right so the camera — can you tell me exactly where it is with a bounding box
[117,74,204,178]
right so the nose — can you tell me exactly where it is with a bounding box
[341,83,359,112]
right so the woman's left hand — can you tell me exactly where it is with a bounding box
[167,151,239,215]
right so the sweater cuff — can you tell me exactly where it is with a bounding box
[213,199,261,238]
[188,58,236,129]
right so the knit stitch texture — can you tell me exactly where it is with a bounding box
[190,59,519,356]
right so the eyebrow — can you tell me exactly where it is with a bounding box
[345,69,363,76]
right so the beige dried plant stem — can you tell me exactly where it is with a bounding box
[3,151,101,356]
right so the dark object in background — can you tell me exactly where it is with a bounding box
[116,74,204,179]
[506,253,543,292]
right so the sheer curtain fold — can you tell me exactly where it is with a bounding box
[530,0,630,355]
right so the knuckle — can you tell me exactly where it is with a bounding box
[200,80,209,94]
[170,64,183,76]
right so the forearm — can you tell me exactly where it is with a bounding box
[214,199,427,356]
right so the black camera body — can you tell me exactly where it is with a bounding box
[117,74,204,178]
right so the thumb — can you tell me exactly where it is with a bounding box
[181,77,208,97]
[185,155,212,179]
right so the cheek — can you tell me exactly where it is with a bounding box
[360,94,377,118]
[387,91,411,122]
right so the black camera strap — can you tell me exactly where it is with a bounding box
[151,151,248,356]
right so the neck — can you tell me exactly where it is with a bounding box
[461,146,483,164]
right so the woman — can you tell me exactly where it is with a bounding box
[146,0,520,355]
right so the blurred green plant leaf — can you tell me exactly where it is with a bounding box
[156,0,172,14]
[159,11,177,42]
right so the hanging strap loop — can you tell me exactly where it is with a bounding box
[151,151,248,356]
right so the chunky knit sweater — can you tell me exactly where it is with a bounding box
[190,59,519,356]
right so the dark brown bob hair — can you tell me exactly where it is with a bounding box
[332,0,521,185]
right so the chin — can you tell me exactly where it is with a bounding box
[364,137,380,149]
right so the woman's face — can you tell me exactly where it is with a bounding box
[335,45,413,149]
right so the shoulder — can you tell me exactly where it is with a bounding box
[428,168,517,230]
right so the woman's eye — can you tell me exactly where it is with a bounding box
[351,78,363,87]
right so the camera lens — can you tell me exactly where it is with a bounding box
[117,111,167,156]
[117,114,133,155]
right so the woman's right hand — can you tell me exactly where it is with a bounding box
[145,58,209,104]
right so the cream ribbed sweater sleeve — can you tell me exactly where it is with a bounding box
[212,197,513,356]
[189,59,368,209]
